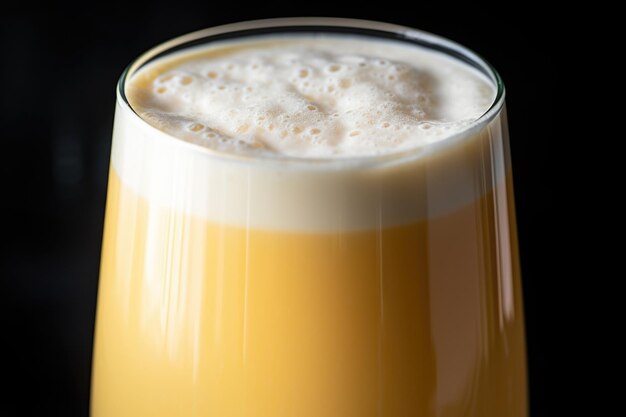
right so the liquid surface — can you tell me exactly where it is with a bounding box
[127,37,495,158]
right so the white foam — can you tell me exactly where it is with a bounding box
[113,36,504,231]
[127,37,495,159]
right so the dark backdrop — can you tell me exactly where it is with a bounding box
[1,7,554,417]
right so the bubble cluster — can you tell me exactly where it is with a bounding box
[129,37,495,158]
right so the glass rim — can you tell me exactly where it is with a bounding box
[117,17,505,169]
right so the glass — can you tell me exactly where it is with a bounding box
[91,18,526,417]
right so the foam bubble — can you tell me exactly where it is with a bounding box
[127,37,495,159]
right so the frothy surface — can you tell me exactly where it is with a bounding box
[127,37,495,158]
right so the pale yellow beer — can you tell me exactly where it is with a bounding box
[91,19,526,417]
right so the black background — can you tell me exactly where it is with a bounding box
[1,7,553,417]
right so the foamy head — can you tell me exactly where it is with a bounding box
[115,33,503,231]
[127,37,495,159]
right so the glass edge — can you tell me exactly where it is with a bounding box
[116,17,506,170]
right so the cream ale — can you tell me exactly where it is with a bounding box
[91,20,527,417]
